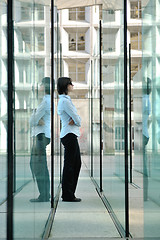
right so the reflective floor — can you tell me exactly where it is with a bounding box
[49,161,120,239]
[1,155,160,239]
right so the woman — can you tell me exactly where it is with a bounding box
[57,77,82,202]
[30,77,51,202]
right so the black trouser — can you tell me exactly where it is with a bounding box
[30,133,50,200]
[143,135,149,201]
[61,133,81,200]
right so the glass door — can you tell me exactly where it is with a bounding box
[102,1,127,236]
[0,1,7,238]
[142,0,160,238]
[13,1,53,238]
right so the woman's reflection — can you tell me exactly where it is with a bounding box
[29,77,52,202]
[142,77,151,201]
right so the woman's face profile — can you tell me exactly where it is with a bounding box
[67,82,74,93]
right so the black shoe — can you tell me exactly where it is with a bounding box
[62,197,81,202]
[30,198,50,202]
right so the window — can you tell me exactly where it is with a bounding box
[103,33,116,53]
[69,33,85,51]
[131,32,142,50]
[131,63,142,80]
[115,126,124,150]
[103,9,115,22]
[20,3,44,22]
[37,32,44,51]
[69,33,76,51]
[36,59,44,82]
[69,7,85,21]
[130,1,142,19]
[99,5,102,20]
[16,60,31,84]
[21,29,31,52]
[21,4,32,21]
[69,62,85,82]
[35,5,44,21]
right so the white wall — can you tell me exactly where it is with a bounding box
[63,60,69,77]
[1,29,7,56]
[86,59,90,84]
[14,1,21,22]
[85,29,90,54]
[85,7,90,23]
[92,5,99,24]
[116,29,120,54]
[92,27,98,55]
[61,9,69,24]
[1,61,7,85]
[61,28,68,54]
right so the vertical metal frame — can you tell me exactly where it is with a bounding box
[99,20,103,192]
[124,0,129,237]
[7,0,14,238]
[129,43,132,184]
[51,0,54,208]
[60,43,62,182]
[90,60,93,177]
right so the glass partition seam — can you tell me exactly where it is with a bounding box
[60,43,62,182]
[129,43,132,184]
[51,0,54,208]
[94,184,125,238]
[91,59,93,177]
[124,0,129,237]
[7,0,14,238]
[99,20,103,192]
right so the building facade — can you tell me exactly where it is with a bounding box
[2,0,160,239]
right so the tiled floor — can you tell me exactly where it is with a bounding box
[49,162,121,240]
[1,154,160,239]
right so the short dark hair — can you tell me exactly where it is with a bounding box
[41,77,55,94]
[57,77,71,95]
[143,77,151,95]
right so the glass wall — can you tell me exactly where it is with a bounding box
[13,1,52,238]
[102,2,126,232]
[0,1,7,238]
[142,0,160,238]
[4,1,160,238]
[54,9,61,199]
[92,23,101,185]
[0,0,61,238]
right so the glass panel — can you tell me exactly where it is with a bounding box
[131,63,141,79]
[54,10,61,202]
[131,32,142,50]
[69,63,76,80]
[69,9,76,21]
[69,33,76,51]
[0,1,7,238]
[69,7,85,21]
[102,2,126,231]
[77,7,85,21]
[69,62,85,83]
[77,63,85,82]
[130,0,160,237]
[142,0,160,238]
[20,3,32,22]
[13,1,52,238]
[37,30,44,51]
[103,9,115,23]
[77,33,85,51]
[103,29,116,53]
[35,5,44,21]
[69,33,85,51]
[54,98,61,197]
[92,23,100,186]
[130,1,142,19]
